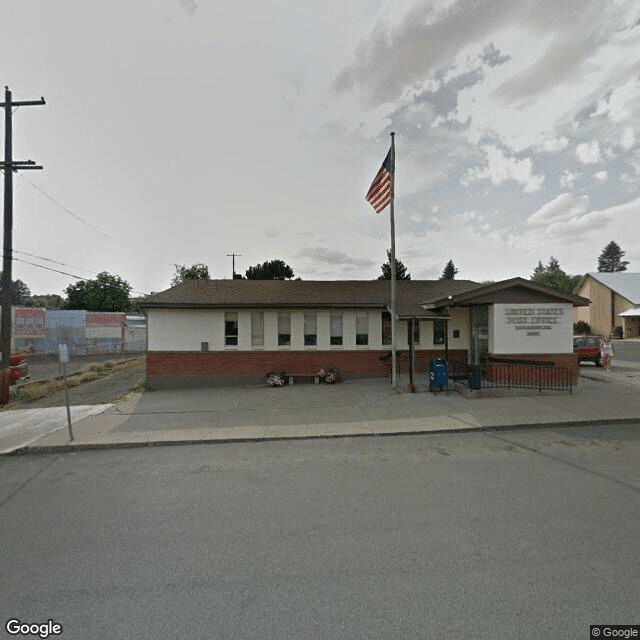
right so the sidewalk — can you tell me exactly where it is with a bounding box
[3,364,640,454]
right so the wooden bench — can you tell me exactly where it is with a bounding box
[288,373,320,386]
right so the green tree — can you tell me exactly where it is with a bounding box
[597,241,629,272]
[376,250,411,280]
[23,293,63,309]
[63,272,132,312]
[0,275,31,305]
[530,257,581,293]
[245,259,295,280]
[439,259,459,280]
[533,260,545,275]
[171,263,211,286]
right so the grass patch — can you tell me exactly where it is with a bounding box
[79,371,101,384]
[18,384,50,403]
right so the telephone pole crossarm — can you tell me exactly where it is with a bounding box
[0,97,46,108]
[0,161,43,171]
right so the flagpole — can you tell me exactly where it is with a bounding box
[389,132,397,388]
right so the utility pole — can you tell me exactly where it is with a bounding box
[227,253,241,279]
[0,86,45,404]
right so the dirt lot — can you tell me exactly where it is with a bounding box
[25,354,141,383]
[6,356,146,410]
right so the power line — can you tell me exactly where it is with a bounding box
[14,172,110,237]
[13,248,169,292]
[13,249,95,274]
[6,255,150,297]
[12,249,166,293]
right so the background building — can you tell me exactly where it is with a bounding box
[573,272,640,338]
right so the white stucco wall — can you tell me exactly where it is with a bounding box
[490,303,573,354]
[147,308,471,352]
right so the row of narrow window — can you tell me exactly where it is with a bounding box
[224,312,447,347]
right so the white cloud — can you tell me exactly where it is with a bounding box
[462,145,544,193]
[621,127,636,150]
[560,170,580,188]
[593,171,608,183]
[575,140,601,164]
[594,76,640,123]
[535,135,569,153]
[527,193,589,225]
[297,246,375,268]
[526,192,611,243]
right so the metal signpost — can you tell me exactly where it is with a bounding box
[58,344,73,441]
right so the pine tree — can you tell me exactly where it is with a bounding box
[547,256,560,271]
[376,250,411,280]
[530,258,581,293]
[439,259,459,280]
[597,241,629,272]
[533,260,545,275]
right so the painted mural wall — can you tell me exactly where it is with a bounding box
[11,308,146,355]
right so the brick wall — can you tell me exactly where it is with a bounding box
[486,352,579,384]
[147,349,468,388]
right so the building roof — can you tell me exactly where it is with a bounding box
[579,272,640,304]
[141,279,481,312]
[618,308,640,317]
[423,277,589,308]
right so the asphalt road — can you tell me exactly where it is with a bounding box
[1,426,639,640]
[613,339,640,363]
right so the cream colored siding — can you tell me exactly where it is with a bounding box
[368,312,383,349]
[573,279,591,327]
[317,311,330,348]
[343,312,356,349]
[573,275,635,336]
[148,308,224,351]
[148,307,472,352]
[238,312,251,349]
[448,308,468,349]
[264,311,278,349]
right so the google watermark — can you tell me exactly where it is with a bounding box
[5,619,63,638]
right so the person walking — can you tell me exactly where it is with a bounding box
[600,338,615,372]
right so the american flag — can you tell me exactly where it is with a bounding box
[365,147,392,213]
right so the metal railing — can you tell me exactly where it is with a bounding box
[448,359,572,394]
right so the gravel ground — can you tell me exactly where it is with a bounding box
[8,357,146,409]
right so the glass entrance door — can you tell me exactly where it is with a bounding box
[469,305,489,365]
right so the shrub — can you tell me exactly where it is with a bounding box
[79,371,100,384]
[573,320,590,335]
[612,325,623,339]
[19,384,49,403]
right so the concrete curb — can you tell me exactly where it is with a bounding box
[11,416,640,455]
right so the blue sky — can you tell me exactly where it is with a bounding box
[3,0,640,296]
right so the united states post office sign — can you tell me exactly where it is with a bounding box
[491,303,573,354]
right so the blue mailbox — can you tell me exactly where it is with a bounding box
[429,357,449,395]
